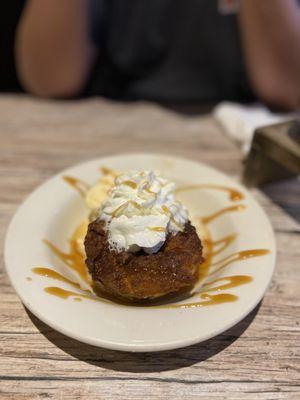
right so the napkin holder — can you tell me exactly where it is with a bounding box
[243,120,300,187]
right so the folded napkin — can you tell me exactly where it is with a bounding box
[213,101,296,154]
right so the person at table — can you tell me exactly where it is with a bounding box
[15,0,300,110]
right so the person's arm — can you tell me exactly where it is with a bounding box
[239,0,300,110]
[15,0,97,98]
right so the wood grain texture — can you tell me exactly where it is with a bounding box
[0,95,299,400]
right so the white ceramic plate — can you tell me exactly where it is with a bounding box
[5,153,276,352]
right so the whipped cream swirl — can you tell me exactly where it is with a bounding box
[98,171,189,254]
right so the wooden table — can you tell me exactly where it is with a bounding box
[1,95,299,400]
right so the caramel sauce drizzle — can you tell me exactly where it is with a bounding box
[202,204,246,225]
[202,275,253,293]
[63,176,90,197]
[211,233,237,256]
[142,181,157,196]
[31,267,92,293]
[43,222,91,285]
[161,205,184,230]
[209,249,270,276]
[164,293,238,309]
[176,184,244,202]
[145,186,156,195]
[100,166,118,176]
[111,202,129,218]
[44,287,99,301]
[148,227,165,232]
[198,237,214,280]
[122,180,137,189]
[43,239,90,285]
[162,205,170,214]
[30,168,271,309]
[111,200,143,218]
[63,166,117,199]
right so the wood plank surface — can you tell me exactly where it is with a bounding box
[0,95,299,400]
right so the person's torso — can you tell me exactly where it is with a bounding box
[88,0,254,102]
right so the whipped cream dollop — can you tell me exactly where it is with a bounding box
[98,171,189,254]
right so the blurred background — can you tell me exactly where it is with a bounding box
[2,0,300,107]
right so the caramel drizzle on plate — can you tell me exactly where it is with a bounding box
[31,267,92,293]
[202,275,253,292]
[62,176,90,198]
[29,167,271,309]
[162,293,238,309]
[44,287,100,302]
[99,166,118,177]
[63,166,117,198]
[208,249,270,276]
[201,204,246,225]
[43,222,90,285]
[32,267,108,303]
[176,184,244,201]
[196,233,238,281]
[211,233,237,256]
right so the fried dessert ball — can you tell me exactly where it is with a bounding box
[84,219,203,301]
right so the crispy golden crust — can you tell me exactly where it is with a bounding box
[84,220,203,301]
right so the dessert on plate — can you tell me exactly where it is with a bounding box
[84,170,204,301]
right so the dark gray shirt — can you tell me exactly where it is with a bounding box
[88,0,254,102]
